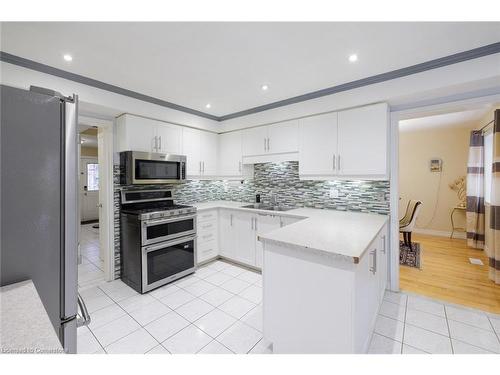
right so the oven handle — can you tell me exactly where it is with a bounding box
[143,214,197,227]
[143,235,197,253]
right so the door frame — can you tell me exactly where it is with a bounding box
[79,115,115,282]
[388,91,500,292]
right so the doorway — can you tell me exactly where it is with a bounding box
[77,116,115,289]
[389,98,500,313]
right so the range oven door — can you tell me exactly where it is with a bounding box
[130,151,186,184]
[142,214,196,246]
[142,235,196,292]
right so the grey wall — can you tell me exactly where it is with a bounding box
[113,161,390,277]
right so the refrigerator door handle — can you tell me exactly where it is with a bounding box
[76,293,91,328]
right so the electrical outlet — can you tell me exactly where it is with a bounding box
[329,189,339,198]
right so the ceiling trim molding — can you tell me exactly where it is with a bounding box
[0,51,219,121]
[2,41,500,122]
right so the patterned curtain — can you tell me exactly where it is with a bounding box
[466,131,485,249]
[488,110,500,284]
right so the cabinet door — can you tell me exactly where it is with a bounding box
[116,115,156,152]
[255,214,281,268]
[267,120,299,154]
[337,103,388,177]
[298,113,338,176]
[200,131,218,176]
[219,210,237,259]
[156,122,182,154]
[242,126,268,156]
[182,128,201,177]
[234,211,256,266]
[218,132,243,176]
[377,226,388,302]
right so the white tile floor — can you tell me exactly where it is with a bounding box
[369,291,500,354]
[77,260,270,354]
[78,223,105,289]
[76,231,500,355]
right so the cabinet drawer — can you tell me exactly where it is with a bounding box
[198,228,218,243]
[198,219,217,232]
[197,210,217,223]
[197,239,218,263]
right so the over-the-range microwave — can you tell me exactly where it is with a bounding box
[120,151,187,185]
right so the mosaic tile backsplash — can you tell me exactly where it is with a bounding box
[113,161,389,277]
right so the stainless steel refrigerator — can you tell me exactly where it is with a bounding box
[1,84,88,353]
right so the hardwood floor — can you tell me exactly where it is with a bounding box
[400,233,500,314]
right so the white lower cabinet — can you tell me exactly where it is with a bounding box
[216,209,288,269]
[196,209,219,264]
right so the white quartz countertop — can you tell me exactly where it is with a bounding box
[0,280,64,354]
[192,201,388,263]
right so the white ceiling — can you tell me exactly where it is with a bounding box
[1,22,499,117]
[399,107,492,132]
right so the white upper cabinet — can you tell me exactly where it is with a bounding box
[116,114,157,153]
[242,120,299,160]
[116,114,183,154]
[156,122,183,154]
[200,131,218,176]
[218,131,243,176]
[267,120,299,154]
[242,126,268,156]
[182,127,218,178]
[298,103,388,180]
[182,128,201,177]
[337,103,388,177]
[299,112,338,177]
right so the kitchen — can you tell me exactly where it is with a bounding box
[1,17,500,363]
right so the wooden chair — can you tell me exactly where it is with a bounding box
[399,200,422,250]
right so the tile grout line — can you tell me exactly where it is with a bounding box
[443,305,454,354]
[486,316,500,345]
[400,295,408,354]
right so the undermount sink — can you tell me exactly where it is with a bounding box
[241,204,294,212]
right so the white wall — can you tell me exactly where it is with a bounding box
[220,54,500,131]
[0,62,220,132]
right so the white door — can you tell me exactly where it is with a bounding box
[182,128,201,177]
[242,126,268,156]
[200,131,218,176]
[219,210,237,259]
[234,211,256,266]
[255,214,281,268]
[156,122,183,154]
[267,120,299,154]
[218,131,243,176]
[80,157,99,221]
[337,103,388,177]
[299,112,338,177]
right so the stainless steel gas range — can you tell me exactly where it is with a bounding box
[120,189,197,293]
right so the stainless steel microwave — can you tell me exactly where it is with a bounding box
[120,151,187,184]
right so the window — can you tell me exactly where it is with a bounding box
[87,163,99,191]
[484,131,493,204]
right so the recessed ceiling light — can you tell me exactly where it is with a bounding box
[205,103,211,109]
[261,84,269,91]
[63,54,73,62]
[348,54,358,63]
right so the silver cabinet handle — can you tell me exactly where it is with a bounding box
[159,136,162,151]
[369,249,377,275]
[255,217,258,231]
[264,138,267,151]
[77,293,91,328]
[203,161,205,173]
[239,161,242,172]
[267,138,270,152]
[251,217,254,230]
[154,136,158,151]
[338,155,341,171]
[381,235,386,254]
[199,161,202,173]
[333,154,336,170]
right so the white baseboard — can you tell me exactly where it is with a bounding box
[412,228,466,239]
